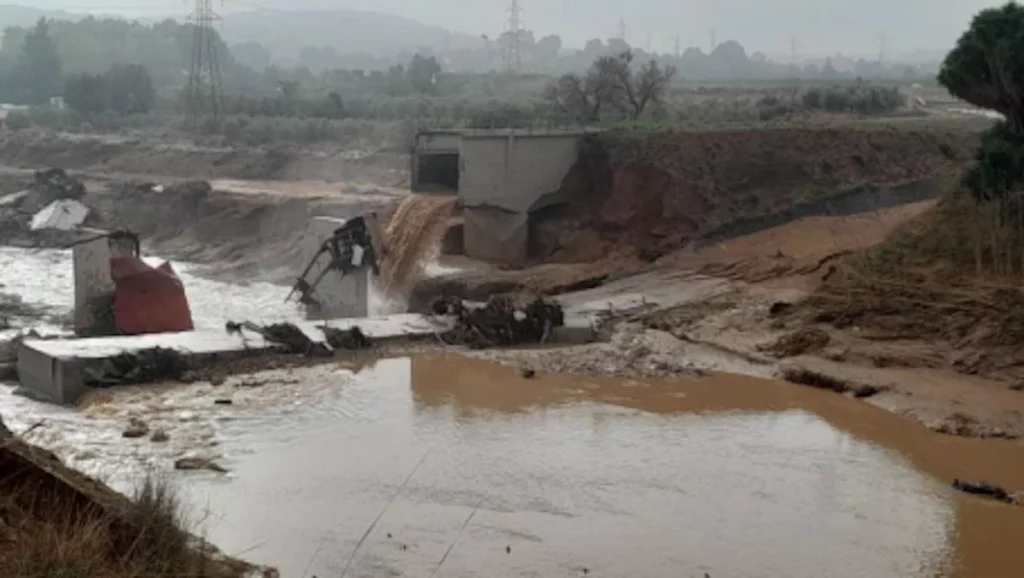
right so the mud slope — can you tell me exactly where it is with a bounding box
[535,127,978,264]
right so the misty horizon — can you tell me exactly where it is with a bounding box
[17,0,1007,59]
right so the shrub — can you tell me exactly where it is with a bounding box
[4,111,31,130]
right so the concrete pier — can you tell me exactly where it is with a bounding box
[16,314,453,405]
[301,217,371,320]
[73,232,138,336]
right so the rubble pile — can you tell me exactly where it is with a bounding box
[226,321,330,357]
[432,295,565,349]
[0,168,93,247]
[321,325,372,350]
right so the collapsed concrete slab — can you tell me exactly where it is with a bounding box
[16,314,453,405]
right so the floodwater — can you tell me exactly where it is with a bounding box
[4,247,1024,578]
[178,356,957,578]
[0,246,303,333]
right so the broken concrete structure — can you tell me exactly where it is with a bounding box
[412,128,596,265]
[16,314,455,404]
[299,217,373,320]
[73,232,139,336]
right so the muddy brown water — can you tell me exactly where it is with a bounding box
[170,355,1024,578]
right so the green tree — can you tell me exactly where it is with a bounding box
[939,2,1024,135]
[16,18,62,104]
[940,3,1024,201]
[408,54,441,94]
[64,73,109,115]
[105,64,155,114]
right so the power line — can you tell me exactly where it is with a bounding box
[185,0,223,122]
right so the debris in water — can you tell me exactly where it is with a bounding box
[521,368,537,379]
[84,347,189,388]
[121,418,150,439]
[227,320,330,357]
[214,399,233,406]
[175,457,228,474]
[150,429,170,443]
[952,479,1019,504]
[506,545,511,554]
[434,296,565,349]
[321,325,372,350]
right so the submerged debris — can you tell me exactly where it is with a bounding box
[433,296,565,349]
[952,479,1019,505]
[321,325,373,350]
[226,320,330,357]
[174,457,228,474]
[84,347,189,388]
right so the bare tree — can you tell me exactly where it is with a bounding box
[544,51,676,123]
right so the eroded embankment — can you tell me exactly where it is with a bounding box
[0,174,399,284]
[534,126,978,265]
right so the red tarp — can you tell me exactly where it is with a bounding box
[110,257,194,335]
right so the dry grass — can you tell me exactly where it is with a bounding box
[802,191,1024,350]
[0,435,259,578]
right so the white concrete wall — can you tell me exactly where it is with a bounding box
[72,234,136,336]
[416,132,462,154]
[301,217,370,320]
[458,134,581,213]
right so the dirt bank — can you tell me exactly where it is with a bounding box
[535,126,976,265]
[0,129,408,185]
[416,126,978,307]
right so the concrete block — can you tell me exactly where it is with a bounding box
[17,314,453,405]
[301,217,371,320]
[73,233,137,336]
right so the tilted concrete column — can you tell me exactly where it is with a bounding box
[73,232,137,336]
[301,217,370,320]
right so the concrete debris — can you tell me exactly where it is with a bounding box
[83,347,189,388]
[227,320,331,357]
[432,295,565,349]
[953,479,1019,505]
[29,198,89,231]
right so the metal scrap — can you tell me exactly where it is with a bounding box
[432,295,565,349]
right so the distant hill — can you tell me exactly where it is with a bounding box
[0,5,86,29]
[218,9,483,58]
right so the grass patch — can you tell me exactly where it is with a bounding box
[0,433,263,578]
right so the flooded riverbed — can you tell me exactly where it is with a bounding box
[180,356,958,578]
[3,246,1024,578]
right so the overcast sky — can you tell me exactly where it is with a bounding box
[32,0,1006,56]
